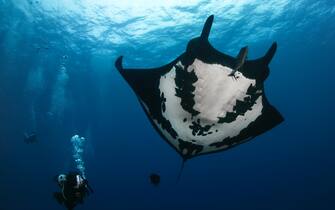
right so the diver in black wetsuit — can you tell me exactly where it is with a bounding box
[54,172,93,210]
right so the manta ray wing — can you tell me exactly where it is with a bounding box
[115,15,283,159]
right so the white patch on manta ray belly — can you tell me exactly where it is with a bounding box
[189,59,256,123]
[140,100,181,150]
[202,95,263,154]
[158,63,194,139]
[140,65,186,151]
[148,60,264,155]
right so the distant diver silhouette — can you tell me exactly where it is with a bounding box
[24,132,37,144]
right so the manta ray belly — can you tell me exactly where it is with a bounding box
[149,59,264,155]
[190,59,256,122]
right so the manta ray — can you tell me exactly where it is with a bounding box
[115,15,283,160]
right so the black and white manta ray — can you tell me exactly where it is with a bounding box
[115,15,283,160]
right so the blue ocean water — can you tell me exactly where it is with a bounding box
[0,0,335,209]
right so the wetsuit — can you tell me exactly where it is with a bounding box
[54,173,91,210]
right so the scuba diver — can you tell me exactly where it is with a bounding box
[54,172,93,210]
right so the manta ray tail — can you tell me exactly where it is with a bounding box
[262,42,277,65]
[200,15,214,40]
[176,159,186,183]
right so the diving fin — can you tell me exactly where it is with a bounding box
[87,184,94,193]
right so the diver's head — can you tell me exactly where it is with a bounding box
[57,174,67,185]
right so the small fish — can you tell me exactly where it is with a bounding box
[149,173,160,186]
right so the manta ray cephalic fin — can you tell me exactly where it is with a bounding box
[262,42,277,65]
[200,15,214,40]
